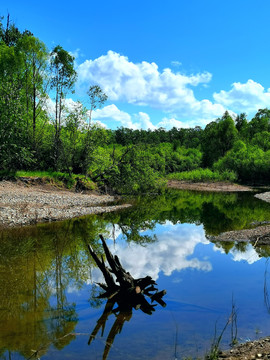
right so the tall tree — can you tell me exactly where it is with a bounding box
[87,85,108,127]
[50,45,77,170]
[18,35,49,150]
[202,111,238,167]
[0,17,33,170]
[80,85,108,175]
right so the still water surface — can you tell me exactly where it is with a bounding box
[1,189,270,359]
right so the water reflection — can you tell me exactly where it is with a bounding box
[87,236,167,360]
[100,223,211,281]
[0,225,82,359]
[0,189,270,359]
[214,243,261,264]
[88,302,133,360]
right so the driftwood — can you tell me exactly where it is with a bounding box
[88,234,166,359]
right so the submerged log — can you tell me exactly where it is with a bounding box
[88,234,167,360]
[88,234,166,313]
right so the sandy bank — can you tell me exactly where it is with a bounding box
[0,181,130,228]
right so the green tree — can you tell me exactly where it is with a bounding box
[87,84,108,127]
[235,113,248,138]
[202,111,238,167]
[18,35,49,151]
[0,26,34,169]
[214,140,270,182]
[0,14,26,46]
[50,45,77,170]
[61,101,87,173]
[251,131,270,151]
[80,85,108,175]
[248,108,270,139]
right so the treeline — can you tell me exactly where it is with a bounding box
[0,15,269,194]
[108,108,270,184]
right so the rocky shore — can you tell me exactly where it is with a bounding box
[0,180,130,228]
[217,336,270,359]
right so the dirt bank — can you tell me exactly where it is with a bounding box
[0,180,130,228]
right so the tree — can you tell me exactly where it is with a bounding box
[50,45,77,170]
[0,23,34,170]
[248,108,270,139]
[61,101,87,173]
[0,14,25,47]
[87,85,108,127]
[80,85,108,175]
[235,113,248,138]
[18,35,49,150]
[202,111,238,167]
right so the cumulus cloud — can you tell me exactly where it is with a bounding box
[92,105,157,129]
[93,104,133,127]
[76,51,225,119]
[213,79,270,112]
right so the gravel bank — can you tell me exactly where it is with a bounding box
[209,191,270,244]
[255,191,270,203]
[0,181,130,227]
[217,336,270,359]
[167,180,253,192]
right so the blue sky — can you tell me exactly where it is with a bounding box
[1,0,270,130]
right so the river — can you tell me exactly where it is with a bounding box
[1,189,270,359]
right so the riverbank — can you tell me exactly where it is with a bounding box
[216,336,270,359]
[167,180,254,192]
[209,191,270,244]
[0,180,130,228]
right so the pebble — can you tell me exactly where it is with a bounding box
[0,183,131,227]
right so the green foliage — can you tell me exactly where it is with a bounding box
[92,145,166,194]
[0,170,96,190]
[167,168,237,182]
[214,141,270,182]
[1,14,270,190]
[202,111,238,167]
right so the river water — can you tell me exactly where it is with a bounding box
[1,189,270,359]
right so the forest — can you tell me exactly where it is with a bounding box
[0,15,270,194]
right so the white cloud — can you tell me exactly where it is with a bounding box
[171,60,182,67]
[93,104,133,127]
[76,51,225,119]
[92,105,157,130]
[156,117,190,130]
[213,79,270,112]
[134,112,156,130]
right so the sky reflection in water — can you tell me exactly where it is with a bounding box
[1,190,270,359]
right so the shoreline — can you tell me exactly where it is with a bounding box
[167,179,255,192]
[1,180,270,358]
[0,179,269,229]
[0,180,131,228]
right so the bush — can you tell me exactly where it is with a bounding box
[167,168,237,182]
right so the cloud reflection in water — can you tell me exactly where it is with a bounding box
[92,223,212,283]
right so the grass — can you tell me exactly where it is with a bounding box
[0,170,97,190]
[167,168,237,183]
